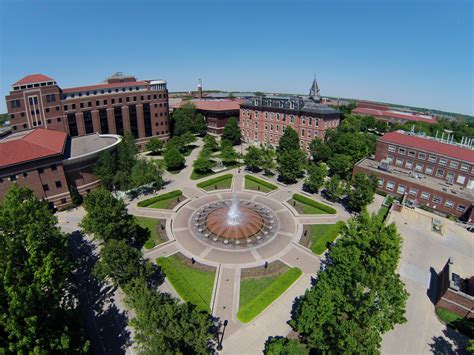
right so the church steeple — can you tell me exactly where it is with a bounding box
[309,74,321,102]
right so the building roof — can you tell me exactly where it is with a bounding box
[186,99,243,112]
[13,74,55,86]
[0,129,67,168]
[380,131,474,164]
[62,80,148,93]
[352,107,437,124]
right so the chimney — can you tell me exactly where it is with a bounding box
[198,78,203,99]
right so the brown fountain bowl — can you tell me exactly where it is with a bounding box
[206,207,264,239]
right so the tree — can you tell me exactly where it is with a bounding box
[193,113,208,136]
[277,149,306,184]
[347,173,378,212]
[93,150,117,190]
[261,146,276,175]
[277,127,300,154]
[309,138,332,163]
[193,155,215,174]
[69,184,83,206]
[244,145,263,172]
[181,131,196,147]
[145,138,164,155]
[324,175,343,202]
[221,117,241,145]
[130,159,164,189]
[327,154,353,180]
[291,213,408,353]
[80,188,138,243]
[172,102,196,136]
[164,147,185,171]
[125,281,215,354]
[0,185,89,353]
[165,136,185,153]
[203,134,219,152]
[93,240,154,287]
[117,132,139,175]
[264,337,307,355]
[220,139,237,165]
[304,163,327,193]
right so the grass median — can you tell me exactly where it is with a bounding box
[244,175,278,193]
[289,193,336,215]
[237,267,302,323]
[157,255,216,311]
[137,190,183,209]
[135,216,167,249]
[196,174,233,191]
[301,221,345,255]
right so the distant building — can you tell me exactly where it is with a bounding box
[0,128,121,208]
[352,100,438,125]
[435,257,474,319]
[5,72,171,148]
[353,130,474,223]
[239,78,341,150]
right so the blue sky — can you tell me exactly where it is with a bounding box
[0,0,472,115]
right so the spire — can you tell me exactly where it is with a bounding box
[309,74,320,102]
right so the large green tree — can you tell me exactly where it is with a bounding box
[130,159,164,189]
[291,213,408,353]
[327,153,353,180]
[261,146,276,175]
[304,163,327,193]
[194,113,208,136]
[220,139,238,165]
[80,188,138,243]
[0,185,89,353]
[164,147,185,171]
[277,127,300,154]
[203,134,219,152]
[309,138,332,163]
[264,337,307,355]
[125,280,214,354]
[93,150,117,190]
[244,145,263,172]
[172,102,196,136]
[323,175,343,202]
[347,173,378,212]
[221,117,241,145]
[145,137,164,155]
[277,149,306,184]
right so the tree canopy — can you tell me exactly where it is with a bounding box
[145,137,164,155]
[277,127,300,154]
[0,185,89,353]
[347,172,378,212]
[164,147,185,171]
[244,145,263,172]
[221,117,241,145]
[304,163,327,193]
[277,149,306,184]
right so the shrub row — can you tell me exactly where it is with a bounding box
[245,175,278,190]
[237,267,302,323]
[197,174,233,188]
[292,194,337,214]
[137,190,182,207]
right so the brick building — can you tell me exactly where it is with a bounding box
[0,128,121,208]
[5,72,170,148]
[435,257,474,319]
[239,79,341,150]
[353,130,474,223]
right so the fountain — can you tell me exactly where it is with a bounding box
[227,192,241,226]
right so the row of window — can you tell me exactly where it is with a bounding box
[379,179,467,212]
[45,94,56,103]
[13,81,56,90]
[64,98,167,111]
[244,130,314,149]
[387,145,471,172]
[242,110,338,129]
[65,89,167,99]
[0,164,58,183]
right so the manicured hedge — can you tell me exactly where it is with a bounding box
[197,174,233,188]
[292,194,337,214]
[237,267,302,323]
[137,190,182,208]
[245,175,278,191]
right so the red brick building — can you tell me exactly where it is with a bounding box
[353,130,474,223]
[191,99,242,135]
[0,128,121,208]
[239,79,341,150]
[5,72,170,148]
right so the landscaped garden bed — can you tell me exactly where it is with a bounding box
[137,190,184,209]
[300,221,345,255]
[135,216,168,249]
[237,265,302,323]
[244,175,278,193]
[196,174,233,191]
[191,162,241,180]
[156,253,216,311]
[288,193,337,215]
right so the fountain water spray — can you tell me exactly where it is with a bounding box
[227,191,241,226]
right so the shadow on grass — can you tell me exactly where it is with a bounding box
[428,326,470,355]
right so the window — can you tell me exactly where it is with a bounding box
[38,168,44,174]
[456,175,466,185]
[10,175,17,181]
[51,164,57,171]
[456,204,466,212]
[460,164,469,172]
[432,196,442,204]
[60,198,67,205]
[397,184,406,194]
[386,181,395,191]
[315,118,319,127]
[45,108,50,113]
[55,181,62,188]
[387,155,394,164]
[425,166,433,175]
[46,94,56,103]
[415,163,423,172]
[409,188,418,196]
[64,105,68,111]
[43,184,49,191]
[449,161,458,169]
[301,129,305,137]
[418,152,426,160]
[421,192,430,200]
[439,158,447,166]
[435,169,444,178]
[408,150,416,157]
[398,147,406,155]
[428,155,437,163]
[377,179,384,187]
[405,160,413,169]
[395,158,403,166]
[80,103,84,109]
[444,200,454,209]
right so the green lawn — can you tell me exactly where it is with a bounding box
[306,221,345,255]
[237,268,302,323]
[191,162,241,180]
[244,175,278,193]
[377,205,390,220]
[137,190,183,209]
[135,216,167,249]
[157,255,216,311]
[290,194,336,215]
[435,307,474,337]
[196,174,233,191]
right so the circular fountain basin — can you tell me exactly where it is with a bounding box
[206,207,264,239]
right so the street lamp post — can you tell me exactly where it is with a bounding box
[216,319,228,351]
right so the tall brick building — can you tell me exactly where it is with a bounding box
[353,130,474,223]
[239,79,341,150]
[5,72,170,148]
